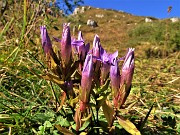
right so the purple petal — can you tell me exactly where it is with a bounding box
[110,58,120,77]
[80,54,93,103]
[61,23,72,65]
[122,48,135,70]
[109,50,118,65]
[81,43,90,61]
[40,25,52,54]
[110,58,120,96]
[92,34,101,58]
[100,48,109,63]
[82,54,93,75]
[85,43,90,52]
[111,48,135,108]
[120,48,135,93]
[71,40,84,46]
[87,49,93,55]
[93,34,100,48]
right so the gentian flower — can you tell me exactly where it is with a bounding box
[109,51,119,65]
[100,49,118,85]
[61,23,72,66]
[119,48,135,107]
[110,57,120,94]
[79,43,90,61]
[110,52,121,107]
[92,34,101,61]
[100,49,110,85]
[72,31,90,62]
[80,54,93,112]
[40,26,52,55]
[40,25,61,67]
[72,31,90,71]
[91,34,102,74]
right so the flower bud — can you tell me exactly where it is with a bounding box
[119,48,135,107]
[72,31,90,71]
[100,49,118,85]
[92,34,101,61]
[61,23,72,65]
[110,57,120,99]
[80,54,93,111]
[40,26,52,55]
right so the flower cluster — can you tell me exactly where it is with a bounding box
[40,24,135,131]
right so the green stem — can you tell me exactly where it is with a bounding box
[96,107,99,124]
[96,99,100,134]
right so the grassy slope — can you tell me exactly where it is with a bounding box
[0,4,180,134]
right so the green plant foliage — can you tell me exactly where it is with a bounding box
[0,2,179,135]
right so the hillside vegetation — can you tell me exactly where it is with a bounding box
[0,2,180,134]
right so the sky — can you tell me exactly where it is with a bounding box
[82,0,180,19]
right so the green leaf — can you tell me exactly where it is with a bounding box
[65,61,79,80]
[79,132,87,135]
[81,113,92,122]
[177,123,180,133]
[97,80,110,95]
[34,111,55,123]
[44,121,52,128]
[117,116,141,135]
[102,100,114,126]
[79,120,90,131]
[71,124,76,131]
[97,91,111,107]
[38,125,45,134]
[53,130,59,135]
[55,125,74,135]
[28,68,64,88]
[70,96,79,107]
[56,116,70,127]
[97,91,111,101]
[39,73,64,86]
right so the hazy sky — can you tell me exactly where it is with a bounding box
[82,0,180,19]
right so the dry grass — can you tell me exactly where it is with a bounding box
[0,4,180,134]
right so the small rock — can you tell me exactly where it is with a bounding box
[87,19,98,27]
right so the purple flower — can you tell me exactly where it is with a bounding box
[92,34,101,60]
[40,26,52,54]
[80,54,93,111]
[121,48,134,90]
[100,48,109,63]
[72,31,90,62]
[108,51,118,65]
[119,48,135,107]
[61,23,72,65]
[109,51,121,107]
[100,49,118,85]
[71,31,90,72]
[110,57,120,96]
[79,43,90,61]
[91,34,102,74]
[101,62,110,85]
